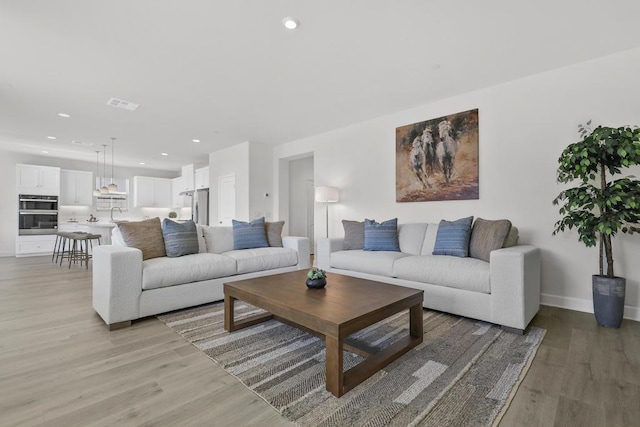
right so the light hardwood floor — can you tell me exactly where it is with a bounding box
[1,256,638,426]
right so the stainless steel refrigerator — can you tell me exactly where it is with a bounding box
[193,189,209,225]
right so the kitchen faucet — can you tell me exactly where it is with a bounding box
[110,206,122,222]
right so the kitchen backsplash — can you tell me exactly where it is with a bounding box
[58,205,192,223]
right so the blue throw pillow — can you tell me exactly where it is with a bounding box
[232,217,268,250]
[363,218,400,251]
[162,219,199,257]
[432,216,474,257]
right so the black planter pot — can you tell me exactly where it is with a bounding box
[592,275,625,328]
[306,277,327,289]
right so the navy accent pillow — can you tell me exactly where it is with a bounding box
[162,219,199,257]
[432,216,474,257]
[363,218,400,251]
[232,217,268,250]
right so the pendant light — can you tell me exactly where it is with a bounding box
[107,137,118,192]
[100,144,109,194]
[93,150,101,196]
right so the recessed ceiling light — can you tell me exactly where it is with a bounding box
[58,113,70,118]
[47,136,56,140]
[282,17,299,30]
[41,150,49,154]
[192,139,200,143]
[139,162,146,165]
[161,152,168,156]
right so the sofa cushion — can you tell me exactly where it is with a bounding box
[342,220,365,250]
[141,253,237,290]
[364,218,400,252]
[432,216,473,257]
[232,217,268,250]
[331,250,409,277]
[118,218,166,260]
[162,219,199,257]
[222,247,298,274]
[398,223,428,255]
[202,226,234,254]
[195,224,207,253]
[393,255,491,293]
[469,218,512,262]
[265,221,284,247]
[420,223,439,255]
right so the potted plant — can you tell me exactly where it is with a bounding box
[306,267,327,289]
[553,121,640,327]
[168,211,178,219]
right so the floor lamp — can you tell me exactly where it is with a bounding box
[315,186,339,238]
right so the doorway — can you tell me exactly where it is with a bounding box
[217,174,235,226]
[288,156,314,253]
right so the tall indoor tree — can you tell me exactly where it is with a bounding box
[553,122,640,327]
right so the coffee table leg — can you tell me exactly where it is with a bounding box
[325,335,344,397]
[410,303,423,338]
[224,294,235,331]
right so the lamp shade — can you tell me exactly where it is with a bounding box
[315,186,339,203]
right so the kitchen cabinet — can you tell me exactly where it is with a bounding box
[16,164,60,195]
[60,170,93,206]
[194,166,210,189]
[16,235,57,257]
[171,177,190,208]
[181,164,194,192]
[133,176,172,207]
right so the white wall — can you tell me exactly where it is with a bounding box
[274,47,640,320]
[0,149,178,256]
[249,142,274,220]
[209,141,274,224]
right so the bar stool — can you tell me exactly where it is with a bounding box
[57,232,102,268]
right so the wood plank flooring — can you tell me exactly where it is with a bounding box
[1,256,638,426]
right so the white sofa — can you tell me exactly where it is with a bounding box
[92,225,310,329]
[316,223,540,332]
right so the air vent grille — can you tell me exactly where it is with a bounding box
[72,140,94,147]
[107,97,140,111]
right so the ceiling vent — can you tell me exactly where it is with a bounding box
[72,140,94,147]
[107,97,140,111]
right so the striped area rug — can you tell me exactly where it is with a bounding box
[158,302,544,426]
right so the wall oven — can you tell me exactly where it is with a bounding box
[18,195,59,235]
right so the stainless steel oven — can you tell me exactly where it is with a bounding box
[18,195,59,235]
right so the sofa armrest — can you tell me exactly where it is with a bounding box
[489,245,541,330]
[283,236,311,269]
[92,245,143,326]
[316,238,344,270]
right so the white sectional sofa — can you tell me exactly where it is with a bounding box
[92,225,310,329]
[316,222,540,332]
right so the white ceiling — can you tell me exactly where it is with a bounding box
[1,0,639,171]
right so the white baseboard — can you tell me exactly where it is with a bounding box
[541,293,640,322]
[0,252,15,258]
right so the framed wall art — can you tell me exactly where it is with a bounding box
[396,108,479,202]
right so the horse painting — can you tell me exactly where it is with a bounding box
[396,109,478,202]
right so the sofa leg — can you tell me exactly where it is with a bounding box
[501,325,524,335]
[106,320,131,331]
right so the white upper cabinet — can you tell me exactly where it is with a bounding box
[171,177,190,208]
[16,164,60,195]
[133,176,172,207]
[195,166,210,189]
[181,164,194,192]
[60,170,93,206]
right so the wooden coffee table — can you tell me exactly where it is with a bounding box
[223,270,424,397]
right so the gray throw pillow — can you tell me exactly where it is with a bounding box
[162,219,199,257]
[469,218,512,262]
[117,217,166,260]
[503,226,519,248]
[265,221,284,247]
[342,220,365,250]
